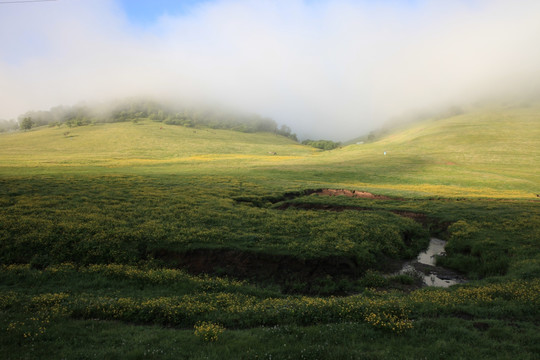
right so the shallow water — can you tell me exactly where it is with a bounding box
[399,238,465,288]
[421,271,460,287]
[417,238,446,266]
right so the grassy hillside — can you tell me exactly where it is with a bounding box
[303,107,540,198]
[0,108,539,359]
[1,107,538,198]
[0,121,312,168]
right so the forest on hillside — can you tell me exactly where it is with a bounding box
[4,99,298,140]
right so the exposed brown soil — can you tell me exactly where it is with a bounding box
[155,246,464,294]
[234,189,540,209]
[233,189,402,206]
[154,248,365,294]
[158,190,457,295]
[315,188,395,199]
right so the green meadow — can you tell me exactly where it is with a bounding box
[1,107,539,359]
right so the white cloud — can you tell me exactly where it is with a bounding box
[1,0,539,139]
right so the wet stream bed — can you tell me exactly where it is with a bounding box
[398,238,467,287]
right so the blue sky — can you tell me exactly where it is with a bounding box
[118,0,211,25]
[118,0,420,26]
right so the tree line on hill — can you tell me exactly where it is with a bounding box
[1,99,298,140]
[301,139,341,150]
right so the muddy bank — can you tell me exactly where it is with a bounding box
[315,188,396,200]
[153,237,463,294]
[234,188,402,206]
[153,246,463,294]
[155,194,459,293]
[397,238,467,287]
[153,248,366,294]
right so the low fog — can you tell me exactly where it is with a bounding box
[1,0,540,140]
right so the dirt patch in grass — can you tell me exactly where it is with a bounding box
[155,192,455,295]
[234,189,401,207]
[315,188,395,199]
[154,248,366,294]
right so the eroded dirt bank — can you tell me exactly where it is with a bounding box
[314,188,396,199]
[153,248,365,294]
[233,188,402,206]
[155,189,457,294]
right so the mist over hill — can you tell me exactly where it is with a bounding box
[2,103,538,198]
[2,0,540,140]
[8,98,298,140]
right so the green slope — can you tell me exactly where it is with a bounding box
[0,107,538,197]
[0,120,313,168]
[298,107,540,198]
[1,109,539,359]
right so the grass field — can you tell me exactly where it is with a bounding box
[1,107,539,359]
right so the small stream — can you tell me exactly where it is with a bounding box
[417,238,446,266]
[399,237,466,287]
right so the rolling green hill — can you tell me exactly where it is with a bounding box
[0,107,539,359]
[305,107,540,198]
[1,107,538,198]
[0,120,312,168]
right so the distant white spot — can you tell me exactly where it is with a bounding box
[383,151,386,155]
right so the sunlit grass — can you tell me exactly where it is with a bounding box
[1,108,539,197]
[0,108,539,358]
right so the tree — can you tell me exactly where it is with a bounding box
[301,139,341,150]
[20,117,34,130]
[278,124,291,136]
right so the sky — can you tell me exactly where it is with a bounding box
[1,0,540,140]
[118,0,211,25]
